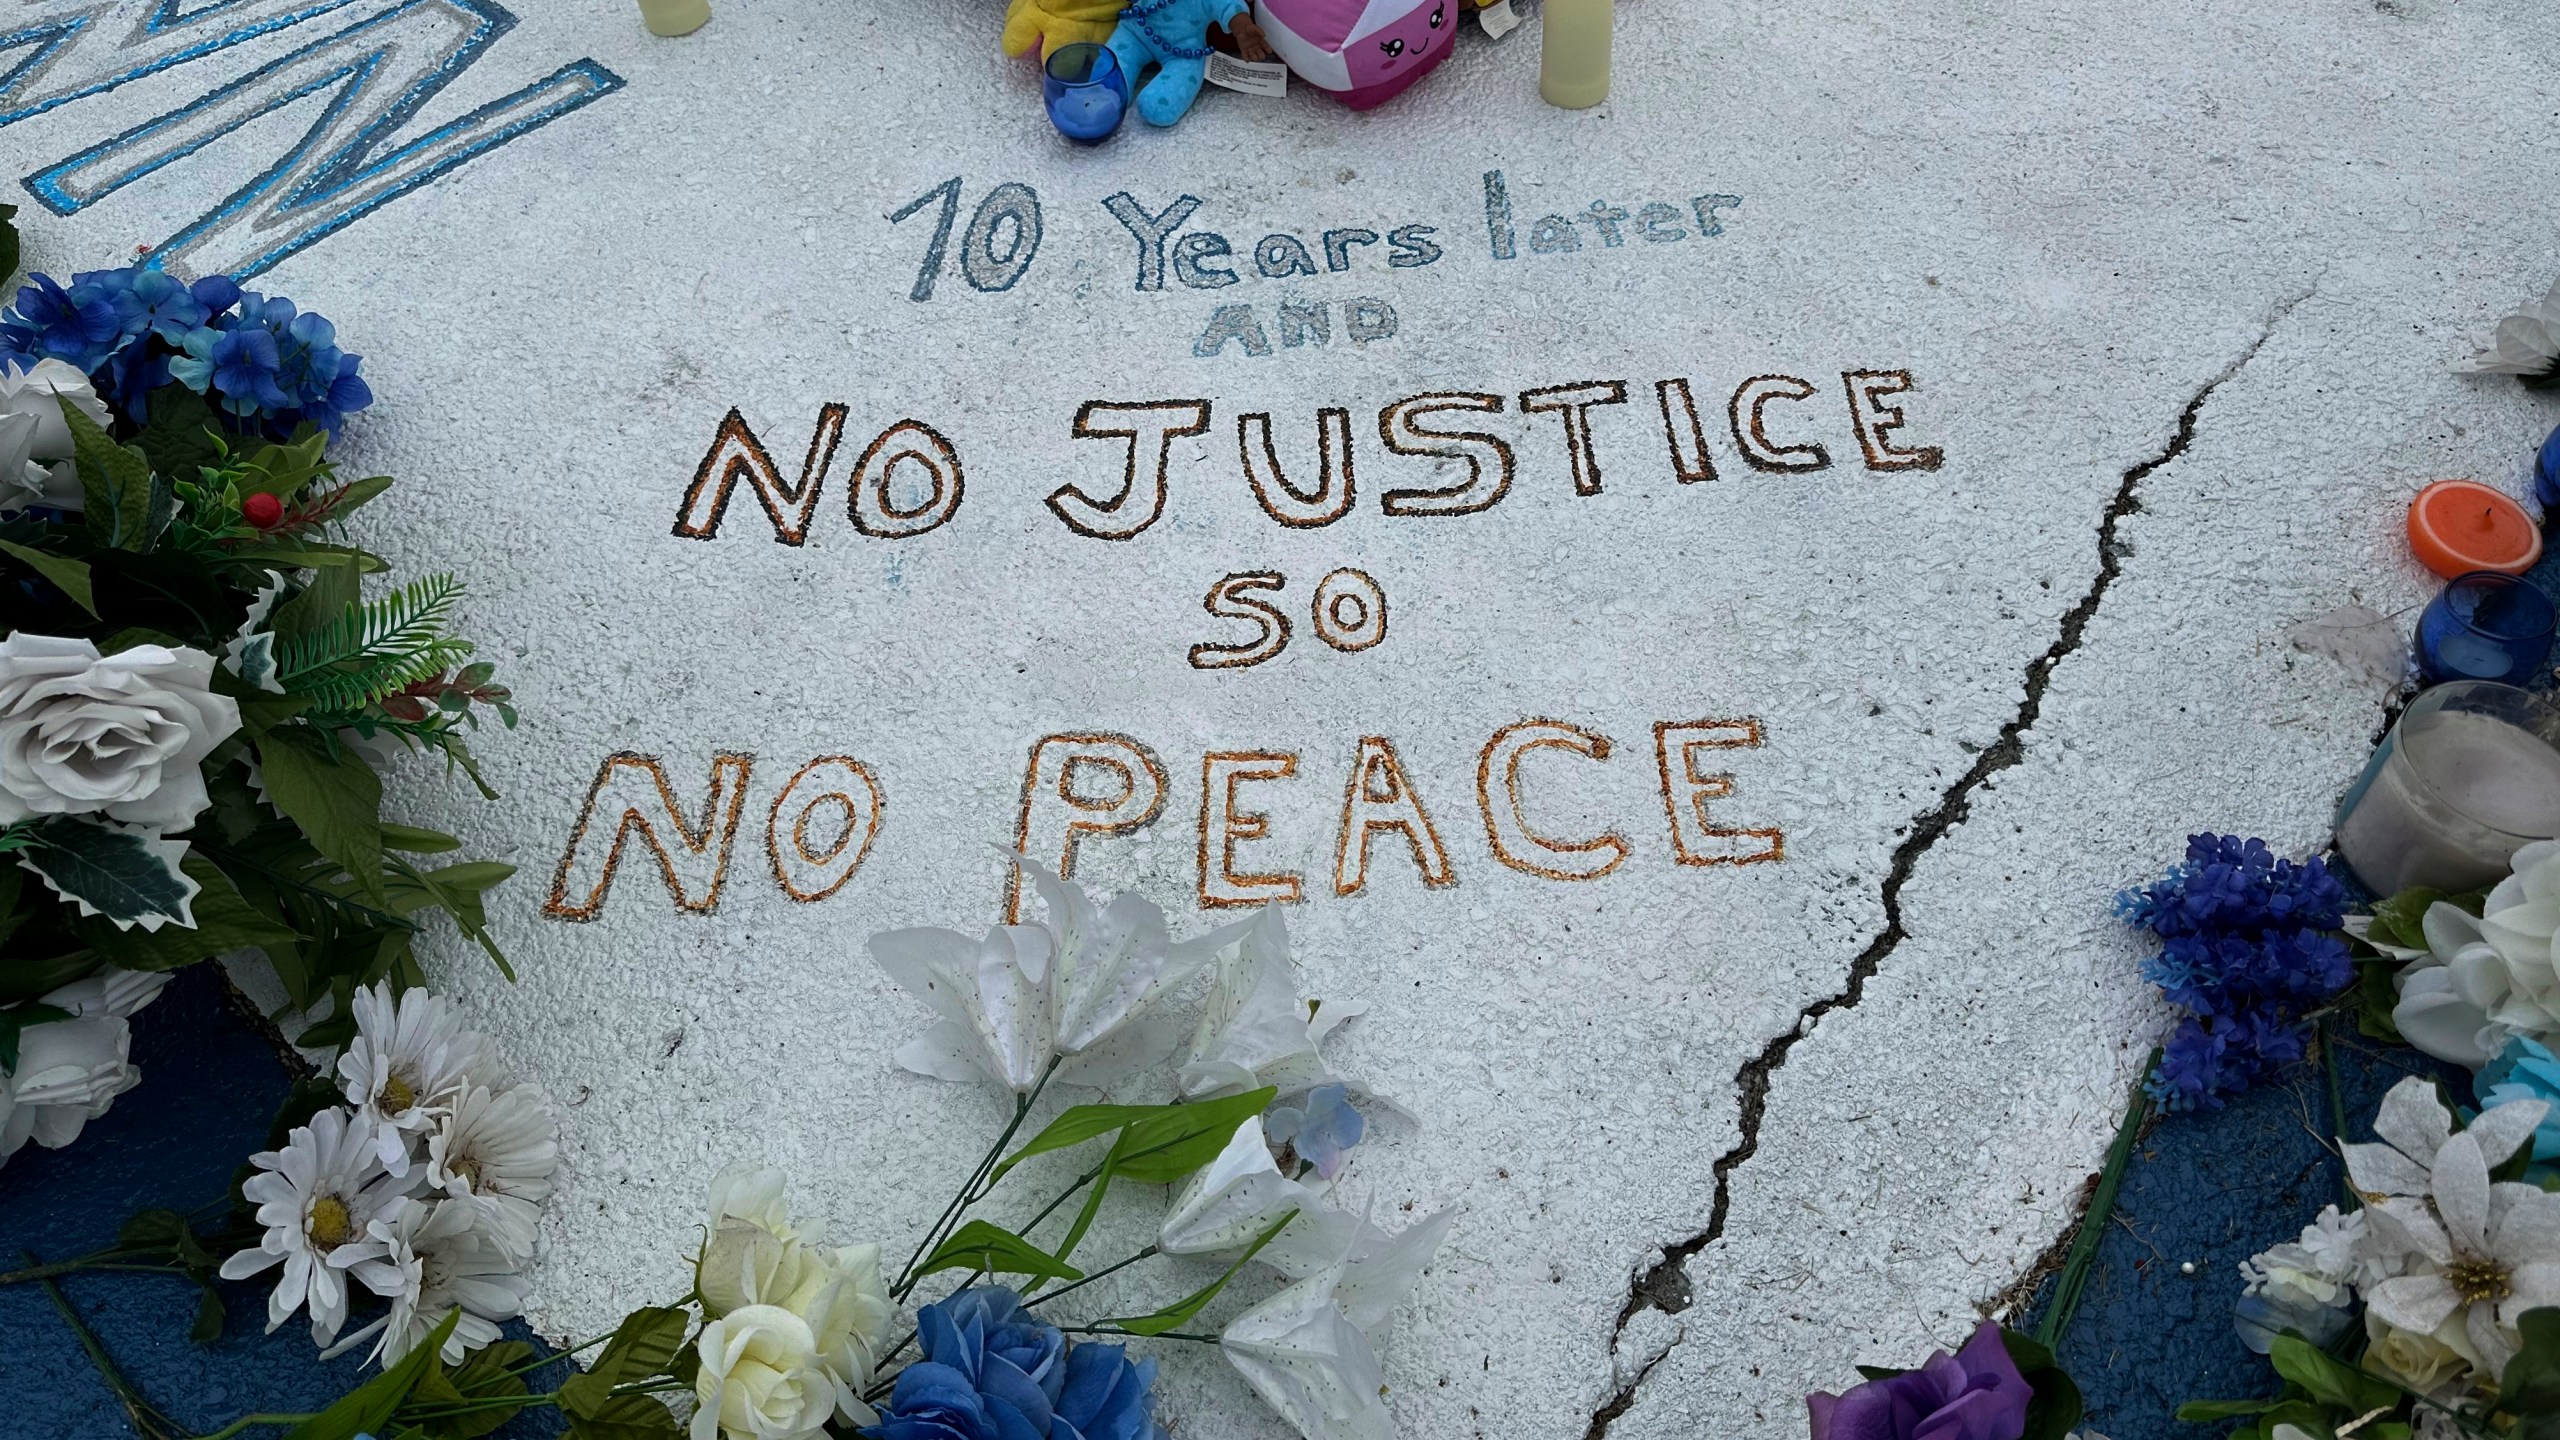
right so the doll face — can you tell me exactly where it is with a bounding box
[1355,0,1447,79]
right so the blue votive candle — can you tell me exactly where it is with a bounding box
[1045,43,1128,146]
[2417,570,2557,686]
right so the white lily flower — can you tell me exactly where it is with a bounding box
[1221,1207,1454,1440]
[1180,905,1365,1100]
[868,858,1245,1091]
[1160,1117,1355,1265]
[2459,278,2560,375]
[2348,1079,2560,1374]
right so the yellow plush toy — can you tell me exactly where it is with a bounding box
[1002,0,1125,59]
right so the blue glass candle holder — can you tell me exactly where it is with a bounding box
[2537,423,2560,513]
[2416,570,2557,686]
[1045,43,1128,146]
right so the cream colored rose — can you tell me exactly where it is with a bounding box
[690,1304,845,1440]
[0,635,241,830]
[2364,1309,2476,1395]
[697,1220,891,1414]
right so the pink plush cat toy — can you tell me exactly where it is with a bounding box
[1254,0,1456,110]
[1107,0,1276,126]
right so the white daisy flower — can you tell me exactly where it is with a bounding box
[337,981,484,1176]
[425,1083,558,1259]
[216,1107,418,1345]
[334,1195,532,1366]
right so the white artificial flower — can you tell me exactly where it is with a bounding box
[42,967,172,1022]
[695,1165,892,1418]
[1160,1116,1357,1273]
[2459,278,2560,375]
[338,980,486,1175]
[692,1303,848,1440]
[218,1107,419,1345]
[2391,845,2560,1067]
[333,1195,532,1366]
[2241,1205,2363,1311]
[2363,1307,2478,1395]
[0,634,241,831]
[424,1083,557,1259]
[1220,1208,1451,1440]
[2349,1079,2560,1373]
[0,1006,141,1164]
[0,359,110,512]
[0,409,49,509]
[1180,905,1366,1100]
[868,858,1246,1092]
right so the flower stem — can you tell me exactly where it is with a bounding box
[2033,1046,2155,1351]
[894,1057,1061,1298]
[1022,1246,1158,1310]
[1056,1324,1221,1345]
[2320,1016,2356,1213]
[30,1254,183,1440]
[0,1258,190,1285]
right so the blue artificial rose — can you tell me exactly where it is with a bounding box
[1051,1342,1165,1440]
[868,1287,1067,1440]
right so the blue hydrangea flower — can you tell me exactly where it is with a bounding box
[114,267,217,343]
[0,272,127,371]
[171,322,288,418]
[1052,1342,1166,1440]
[868,1287,1066,1440]
[1266,1083,1366,1181]
[2481,1036,2560,1165]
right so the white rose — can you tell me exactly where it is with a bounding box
[706,1164,802,1241]
[2364,1308,2477,1394]
[0,360,112,513]
[0,1010,140,1163]
[691,1304,847,1440]
[0,635,242,830]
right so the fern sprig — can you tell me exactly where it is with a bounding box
[278,575,471,711]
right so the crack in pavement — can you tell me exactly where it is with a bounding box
[1580,287,2316,1440]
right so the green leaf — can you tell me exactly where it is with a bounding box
[2270,1333,2396,1414]
[1110,1087,1277,1183]
[918,1220,1084,1283]
[2501,1307,2560,1418]
[382,823,464,854]
[59,394,156,550]
[0,1001,72,1072]
[17,817,198,930]
[558,1305,691,1422]
[282,1309,458,1440]
[1106,1211,1297,1336]
[997,1102,1185,1182]
[398,1340,534,1440]
[232,433,332,502]
[2001,1328,2084,1440]
[130,385,223,482]
[227,544,387,572]
[2363,887,2445,952]
[0,538,96,617]
[257,729,385,902]
[188,1278,225,1344]
[2356,960,2407,1044]
[2175,1398,2284,1421]
[74,852,302,970]
[563,1403,685,1440]
[272,563,360,639]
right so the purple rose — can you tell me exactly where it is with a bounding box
[1806,1322,2033,1440]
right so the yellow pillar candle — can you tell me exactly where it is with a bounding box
[1539,0,1613,109]
[637,0,712,37]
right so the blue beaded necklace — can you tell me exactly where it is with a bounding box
[1119,0,1211,59]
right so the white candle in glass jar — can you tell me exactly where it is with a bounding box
[2334,681,2560,895]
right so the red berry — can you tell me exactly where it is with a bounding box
[241,493,284,529]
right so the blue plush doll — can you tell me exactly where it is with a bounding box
[1106,0,1276,126]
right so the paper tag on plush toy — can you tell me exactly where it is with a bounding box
[1478,0,1521,38]
[1207,53,1291,96]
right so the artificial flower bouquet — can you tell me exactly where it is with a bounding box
[0,254,517,1171]
[182,864,1447,1440]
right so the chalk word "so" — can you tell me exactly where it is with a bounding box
[542,721,1781,921]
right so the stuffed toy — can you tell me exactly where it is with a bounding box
[1255,0,1456,110]
[1106,0,1276,127]
[1001,0,1125,59]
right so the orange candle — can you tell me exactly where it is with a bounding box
[2408,479,2542,579]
